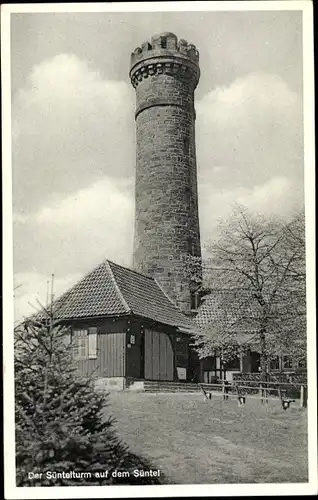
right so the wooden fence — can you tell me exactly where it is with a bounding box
[199,379,307,410]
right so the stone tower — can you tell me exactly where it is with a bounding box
[129,32,201,312]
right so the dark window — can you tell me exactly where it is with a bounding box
[161,37,167,48]
[250,351,261,372]
[269,356,280,371]
[188,237,195,255]
[224,357,240,370]
[176,337,188,356]
[282,355,293,370]
[191,291,199,310]
[298,359,306,368]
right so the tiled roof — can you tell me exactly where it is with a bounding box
[39,261,129,320]
[108,261,194,330]
[37,260,194,330]
[195,291,260,348]
[195,291,260,330]
[195,294,219,328]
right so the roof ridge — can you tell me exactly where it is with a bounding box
[107,259,155,281]
[105,260,131,313]
[62,259,105,289]
[29,260,108,320]
[55,259,109,298]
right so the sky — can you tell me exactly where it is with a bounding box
[11,8,305,321]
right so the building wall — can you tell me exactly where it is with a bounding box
[70,317,128,378]
[130,33,202,311]
[125,317,192,381]
[69,316,193,383]
[198,351,304,382]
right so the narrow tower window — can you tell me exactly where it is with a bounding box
[188,237,195,256]
[190,291,199,311]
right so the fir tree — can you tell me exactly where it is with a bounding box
[14,315,162,486]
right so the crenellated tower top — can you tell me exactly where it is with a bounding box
[129,32,200,89]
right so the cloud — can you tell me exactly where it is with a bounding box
[13,176,134,276]
[196,72,303,189]
[14,271,82,324]
[36,176,132,226]
[12,53,135,215]
[13,174,134,320]
[236,176,301,214]
[199,175,304,247]
[195,72,304,246]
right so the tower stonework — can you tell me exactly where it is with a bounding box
[130,32,202,312]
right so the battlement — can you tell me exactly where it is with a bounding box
[130,32,199,68]
[130,33,200,88]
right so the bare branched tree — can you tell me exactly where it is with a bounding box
[189,205,306,376]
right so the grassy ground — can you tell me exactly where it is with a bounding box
[105,392,308,485]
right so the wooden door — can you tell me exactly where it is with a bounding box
[144,329,174,380]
